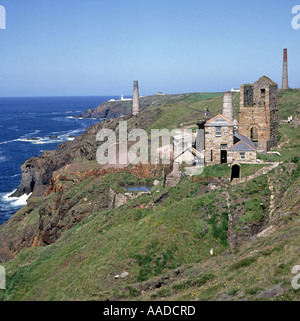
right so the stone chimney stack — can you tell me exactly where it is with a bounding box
[282,48,289,90]
[222,92,233,121]
[132,81,139,116]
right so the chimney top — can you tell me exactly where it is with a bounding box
[283,48,287,62]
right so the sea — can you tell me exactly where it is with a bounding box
[0,96,119,225]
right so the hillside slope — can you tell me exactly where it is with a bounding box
[0,89,299,301]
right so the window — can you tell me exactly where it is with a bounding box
[211,150,213,162]
[250,127,258,142]
[240,152,245,160]
[221,144,227,150]
[216,127,221,137]
[261,88,266,98]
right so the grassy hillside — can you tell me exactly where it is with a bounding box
[0,89,299,301]
[147,92,223,130]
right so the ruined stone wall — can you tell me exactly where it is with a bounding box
[269,108,279,147]
[204,126,234,164]
[239,78,278,152]
[239,106,271,143]
[269,85,278,109]
[240,85,253,108]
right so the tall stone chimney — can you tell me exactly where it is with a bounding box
[282,48,289,90]
[222,92,233,121]
[132,81,139,116]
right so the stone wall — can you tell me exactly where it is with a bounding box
[239,77,278,153]
[231,162,279,185]
[239,105,271,142]
[204,126,234,164]
[240,85,253,108]
[108,188,150,209]
[227,151,257,163]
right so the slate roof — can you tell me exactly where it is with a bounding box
[233,131,256,149]
[228,141,256,152]
[204,114,234,127]
[229,131,256,152]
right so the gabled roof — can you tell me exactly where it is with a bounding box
[254,75,277,86]
[204,114,234,127]
[234,131,256,149]
[228,140,256,152]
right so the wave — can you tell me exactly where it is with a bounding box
[65,110,81,114]
[14,137,63,145]
[11,174,21,178]
[22,130,41,138]
[1,134,76,146]
[0,140,12,145]
[65,128,84,136]
[66,116,100,120]
[0,156,7,163]
[2,190,32,207]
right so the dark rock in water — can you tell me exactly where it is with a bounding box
[25,137,40,141]
[49,135,59,139]
[68,135,76,138]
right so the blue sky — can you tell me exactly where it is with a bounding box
[0,0,299,96]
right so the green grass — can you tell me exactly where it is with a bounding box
[0,89,300,301]
[278,89,300,120]
[230,256,258,270]
[194,163,272,180]
[0,177,229,300]
[147,93,223,130]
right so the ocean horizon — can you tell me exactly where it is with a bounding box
[0,96,117,225]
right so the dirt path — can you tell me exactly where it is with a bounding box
[256,176,277,239]
[278,130,290,149]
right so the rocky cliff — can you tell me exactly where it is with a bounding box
[76,93,192,119]
[11,109,162,198]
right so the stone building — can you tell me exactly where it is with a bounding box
[204,114,257,165]
[204,114,235,164]
[171,76,279,174]
[227,132,256,163]
[238,76,279,153]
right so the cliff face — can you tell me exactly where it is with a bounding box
[10,123,103,198]
[38,165,163,245]
[11,109,162,198]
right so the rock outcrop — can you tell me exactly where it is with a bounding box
[11,109,162,198]
[76,94,188,119]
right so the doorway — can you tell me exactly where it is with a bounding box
[231,164,240,181]
[221,150,227,164]
[221,144,227,164]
